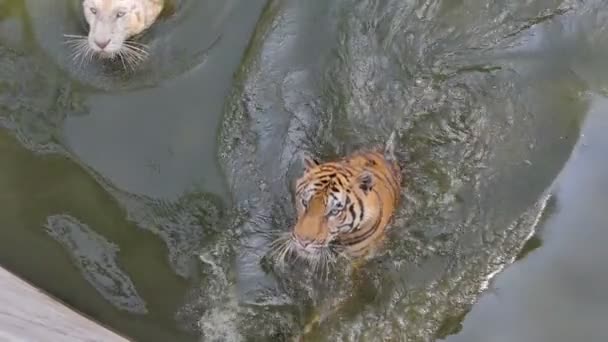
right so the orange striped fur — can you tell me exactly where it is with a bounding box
[291,136,402,259]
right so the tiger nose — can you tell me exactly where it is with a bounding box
[297,237,314,248]
[95,39,111,49]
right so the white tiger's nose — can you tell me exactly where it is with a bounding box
[95,39,111,49]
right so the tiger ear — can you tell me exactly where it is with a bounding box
[301,153,320,172]
[358,171,374,193]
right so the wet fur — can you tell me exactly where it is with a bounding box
[64,0,163,68]
[271,134,402,269]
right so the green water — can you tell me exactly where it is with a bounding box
[445,95,608,342]
[1,0,608,341]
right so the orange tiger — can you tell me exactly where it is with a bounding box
[288,133,402,261]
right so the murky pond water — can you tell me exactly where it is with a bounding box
[1,0,607,341]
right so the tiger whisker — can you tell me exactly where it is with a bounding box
[268,239,287,248]
[123,50,139,71]
[269,233,291,247]
[124,49,148,64]
[123,39,148,48]
[268,236,294,269]
[315,250,332,280]
[117,50,129,71]
[267,232,345,279]
[62,34,88,44]
[320,252,330,282]
[63,34,87,38]
[274,242,293,269]
[62,33,151,71]
[269,240,288,258]
[63,34,91,68]
[121,41,149,64]
[86,45,95,65]
[118,50,135,71]
[123,42,149,56]
[78,46,92,68]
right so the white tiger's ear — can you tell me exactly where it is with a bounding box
[358,171,374,193]
[301,153,320,172]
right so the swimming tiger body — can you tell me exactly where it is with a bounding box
[291,134,402,259]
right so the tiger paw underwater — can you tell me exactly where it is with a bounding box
[269,133,403,270]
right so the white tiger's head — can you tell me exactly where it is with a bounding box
[81,0,162,58]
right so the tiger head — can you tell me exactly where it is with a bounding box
[289,147,401,260]
[82,0,163,57]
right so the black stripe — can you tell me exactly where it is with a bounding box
[329,192,338,202]
[335,175,344,187]
[356,195,365,223]
[340,168,353,177]
[340,213,381,246]
[348,204,356,222]
[295,179,309,193]
[367,164,400,201]
[336,222,354,231]
[340,189,384,247]
[295,171,335,194]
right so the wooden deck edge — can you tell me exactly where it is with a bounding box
[0,266,130,342]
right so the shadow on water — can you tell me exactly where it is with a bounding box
[1,0,608,341]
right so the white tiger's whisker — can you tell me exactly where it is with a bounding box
[62,33,152,70]
[115,42,149,71]
[62,34,92,68]
[63,34,87,38]
[123,42,149,56]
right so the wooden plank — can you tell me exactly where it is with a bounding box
[0,266,129,342]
